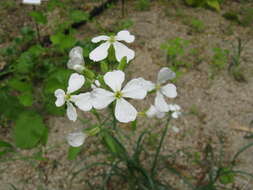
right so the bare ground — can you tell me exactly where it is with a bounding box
[0,0,253,190]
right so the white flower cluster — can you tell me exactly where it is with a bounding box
[53,30,181,147]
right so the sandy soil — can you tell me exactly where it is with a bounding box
[0,0,253,190]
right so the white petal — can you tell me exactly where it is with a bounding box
[71,93,93,111]
[161,84,177,98]
[155,92,169,112]
[67,73,85,94]
[91,88,115,109]
[54,89,66,107]
[69,46,83,60]
[146,105,157,118]
[67,132,87,147]
[89,42,111,62]
[172,111,181,119]
[168,104,181,111]
[115,98,137,123]
[113,41,135,63]
[94,80,101,87]
[67,102,77,121]
[23,0,41,4]
[104,70,125,92]
[157,67,176,84]
[146,105,165,119]
[115,30,135,43]
[67,57,85,72]
[156,111,166,119]
[91,35,110,43]
[67,47,85,72]
[122,78,147,99]
[134,78,155,92]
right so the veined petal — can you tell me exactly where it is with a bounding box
[54,89,66,107]
[89,42,111,62]
[66,102,77,121]
[122,78,147,99]
[91,35,110,43]
[134,77,155,92]
[104,70,125,92]
[67,57,85,72]
[69,46,83,60]
[113,41,135,63]
[91,88,115,109]
[146,105,157,118]
[157,67,176,84]
[115,98,137,123]
[154,91,169,112]
[71,93,93,111]
[146,105,165,119]
[115,30,135,43]
[66,132,87,147]
[161,83,177,98]
[67,73,85,94]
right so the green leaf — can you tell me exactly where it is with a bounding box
[13,111,47,149]
[50,33,76,50]
[18,91,33,107]
[15,52,34,74]
[117,56,127,71]
[70,10,89,23]
[8,79,32,92]
[29,11,47,24]
[0,88,24,119]
[207,0,220,11]
[0,140,13,157]
[68,146,82,160]
[219,168,235,184]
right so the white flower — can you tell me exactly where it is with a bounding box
[54,73,92,121]
[90,70,148,123]
[67,132,87,147]
[168,104,181,119]
[146,105,166,119]
[67,46,85,72]
[151,68,177,112]
[91,80,101,89]
[23,0,41,4]
[89,30,135,63]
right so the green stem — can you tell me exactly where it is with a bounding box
[151,117,170,177]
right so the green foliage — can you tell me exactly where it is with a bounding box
[211,47,229,70]
[50,32,77,51]
[68,146,82,160]
[189,18,205,33]
[161,37,191,73]
[69,10,89,23]
[184,0,223,11]
[29,11,48,25]
[0,140,14,157]
[239,8,253,27]
[13,111,47,149]
[136,0,150,11]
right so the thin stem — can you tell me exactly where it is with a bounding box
[151,117,170,177]
[33,5,41,43]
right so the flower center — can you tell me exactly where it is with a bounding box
[156,84,161,91]
[65,94,71,101]
[114,91,123,99]
[109,36,116,43]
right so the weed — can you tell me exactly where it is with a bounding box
[136,0,151,11]
[228,38,247,82]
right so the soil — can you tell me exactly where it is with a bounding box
[0,0,253,190]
